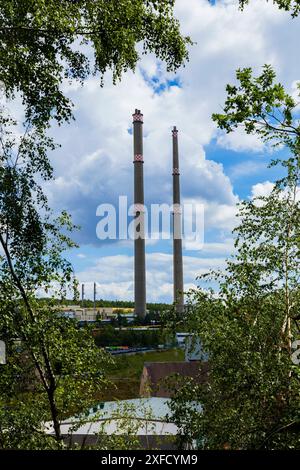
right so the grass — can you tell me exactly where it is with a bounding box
[98,348,184,401]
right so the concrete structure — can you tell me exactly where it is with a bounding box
[133,109,146,319]
[0,340,5,365]
[175,332,190,347]
[93,282,96,312]
[175,333,208,362]
[45,398,179,449]
[60,306,134,323]
[140,362,209,398]
[185,336,209,362]
[172,127,184,313]
[81,283,85,308]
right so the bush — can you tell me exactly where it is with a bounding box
[94,327,161,348]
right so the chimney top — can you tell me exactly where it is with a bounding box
[133,109,143,123]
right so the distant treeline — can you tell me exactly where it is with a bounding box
[93,326,165,348]
[37,297,170,311]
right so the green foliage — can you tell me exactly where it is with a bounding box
[51,296,170,312]
[94,326,162,348]
[239,0,300,17]
[0,315,111,449]
[0,107,113,448]
[213,65,300,153]
[94,400,168,450]
[0,0,191,125]
[170,172,300,448]
[0,0,191,449]
[169,70,300,449]
[102,348,184,401]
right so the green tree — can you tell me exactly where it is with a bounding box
[239,0,300,17]
[0,0,191,125]
[169,68,300,449]
[0,0,191,448]
[0,109,114,448]
[212,65,300,153]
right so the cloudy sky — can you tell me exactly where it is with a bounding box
[44,0,299,302]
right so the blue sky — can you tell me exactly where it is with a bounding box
[40,0,300,302]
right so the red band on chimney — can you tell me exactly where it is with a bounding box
[172,205,182,214]
[134,204,146,213]
[133,113,144,123]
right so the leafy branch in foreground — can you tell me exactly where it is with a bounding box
[169,67,300,450]
[0,110,112,449]
[170,158,300,449]
[0,0,192,450]
[239,0,300,18]
[213,65,300,153]
[0,0,192,125]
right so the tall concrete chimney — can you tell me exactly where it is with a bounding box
[93,282,96,313]
[81,283,85,309]
[172,126,184,313]
[133,109,146,319]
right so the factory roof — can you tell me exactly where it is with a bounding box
[44,398,184,437]
[140,361,209,398]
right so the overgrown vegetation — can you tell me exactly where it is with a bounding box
[0,0,189,449]
[93,326,165,348]
[100,349,184,401]
[169,66,300,450]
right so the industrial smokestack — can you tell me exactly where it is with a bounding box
[93,282,96,313]
[172,126,184,313]
[133,109,146,319]
[81,283,85,309]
